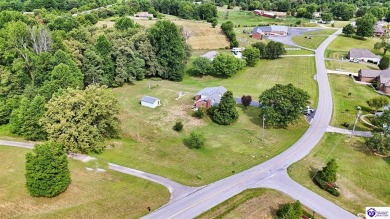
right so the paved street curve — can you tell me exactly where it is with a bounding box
[143,28,357,219]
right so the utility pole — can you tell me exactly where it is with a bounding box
[262,114,265,141]
[350,106,362,138]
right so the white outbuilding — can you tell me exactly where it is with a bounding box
[140,96,161,108]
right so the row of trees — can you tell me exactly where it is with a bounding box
[0,0,115,12]
[151,0,217,21]
[221,21,239,48]
[192,54,246,77]
[342,13,377,38]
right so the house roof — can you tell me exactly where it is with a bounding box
[196,86,227,104]
[379,69,390,85]
[374,25,385,33]
[140,95,160,104]
[201,51,218,60]
[252,25,288,34]
[349,48,380,59]
[359,69,383,78]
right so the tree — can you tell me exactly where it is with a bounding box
[259,84,310,128]
[42,85,120,154]
[148,20,188,81]
[192,57,213,76]
[276,200,303,219]
[25,142,71,197]
[265,41,286,59]
[379,56,390,70]
[210,91,239,125]
[374,36,390,55]
[367,97,390,112]
[372,109,390,134]
[185,132,206,149]
[241,95,252,107]
[365,133,390,155]
[252,42,266,59]
[173,121,183,131]
[212,54,245,77]
[95,35,112,56]
[321,12,333,22]
[211,19,218,28]
[331,2,355,21]
[356,13,376,38]
[342,24,355,36]
[194,107,206,118]
[114,17,135,31]
[318,159,338,183]
[242,46,260,67]
[82,49,105,85]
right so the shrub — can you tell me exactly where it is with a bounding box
[185,132,206,149]
[173,121,183,131]
[314,174,340,196]
[194,107,206,118]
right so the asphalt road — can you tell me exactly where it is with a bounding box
[144,28,357,219]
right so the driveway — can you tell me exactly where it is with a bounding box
[267,27,321,49]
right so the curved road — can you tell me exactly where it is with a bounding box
[143,29,357,218]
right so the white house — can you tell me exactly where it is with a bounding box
[347,48,381,64]
[140,96,161,108]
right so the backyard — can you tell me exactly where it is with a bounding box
[288,133,390,215]
[329,74,387,131]
[95,56,318,186]
[0,146,169,218]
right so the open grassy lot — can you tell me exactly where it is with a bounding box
[197,188,322,219]
[326,60,379,73]
[285,49,315,55]
[326,35,382,59]
[329,74,387,131]
[324,21,351,28]
[217,9,309,27]
[0,146,169,218]
[96,57,317,186]
[292,29,337,50]
[288,133,390,215]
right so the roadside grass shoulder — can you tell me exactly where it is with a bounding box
[0,146,169,218]
[329,74,387,131]
[288,133,390,215]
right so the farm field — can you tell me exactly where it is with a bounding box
[96,16,230,50]
[95,56,317,186]
[288,133,390,215]
[0,146,169,218]
[326,35,382,59]
[292,29,337,50]
[197,188,322,219]
[329,74,387,131]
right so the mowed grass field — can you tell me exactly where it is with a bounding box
[326,60,379,73]
[0,146,169,218]
[197,189,322,219]
[326,35,382,59]
[288,133,390,215]
[96,57,318,186]
[292,29,337,50]
[329,74,387,131]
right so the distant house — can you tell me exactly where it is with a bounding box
[251,25,288,39]
[313,12,320,18]
[134,12,153,18]
[201,51,218,61]
[374,25,386,37]
[358,68,390,94]
[140,96,161,108]
[194,86,227,109]
[347,48,381,64]
[253,10,275,18]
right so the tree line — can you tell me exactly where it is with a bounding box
[0,0,115,12]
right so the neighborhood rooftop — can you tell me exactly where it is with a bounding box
[348,48,379,59]
[140,95,160,104]
[252,25,288,33]
[196,86,227,104]
[359,69,390,78]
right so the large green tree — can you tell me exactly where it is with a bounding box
[356,13,376,38]
[276,200,303,219]
[148,20,188,81]
[342,24,355,36]
[259,84,310,128]
[25,142,71,197]
[212,54,246,77]
[331,2,355,21]
[374,36,390,55]
[210,91,239,125]
[379,56,390,70]
[242,46,260,67]
[114,17,135,31]
[192,57,213,76]
[367,97,389,112]
[42,85,120,154]
[365,133,390,155]
[372,109,390,134]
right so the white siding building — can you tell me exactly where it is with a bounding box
[140,96,161,108]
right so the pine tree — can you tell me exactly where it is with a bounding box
[319,158,338,182]
[25,142,71,197]
[210,91,239,125]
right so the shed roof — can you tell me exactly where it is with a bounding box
[374,25,385,33]
[252,25,288,34]
[140,95,160,104]
[201,51,218,60]
[349,48,379,59]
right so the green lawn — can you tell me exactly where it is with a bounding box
[285,49,315,55]
[326,35,383,59]
[329,74,388,131]
[324,21,351,28]
[197,188,322,219]
[0,146,169,218]
[292,29,336,50]
[288,133,390,215]
[0,124,25,141]
[326,60,379,73]
[217,9,309,27]
[96,57,317,186]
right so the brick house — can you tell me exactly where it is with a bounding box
[358,68,390,94]
[194,86,227,109]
